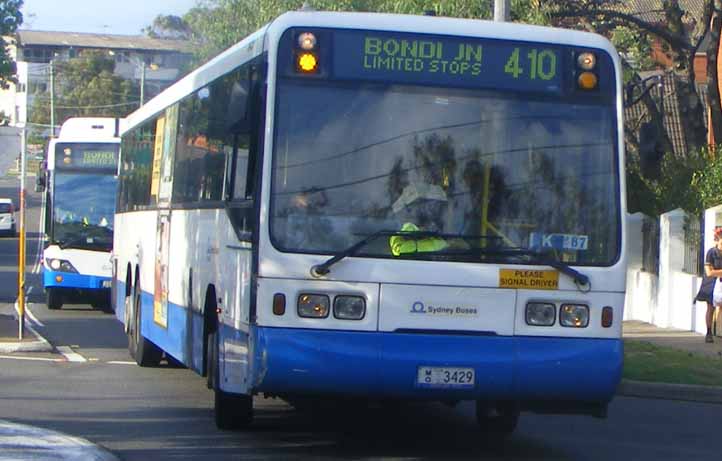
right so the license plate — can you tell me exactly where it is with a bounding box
[102,280,112,288]
[417,367,475,388]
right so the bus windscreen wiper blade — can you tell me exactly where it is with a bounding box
[311,230,499,276]
[311,229,450,276]
[509,247,590,288]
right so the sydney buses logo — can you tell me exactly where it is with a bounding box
[411,301,478,317]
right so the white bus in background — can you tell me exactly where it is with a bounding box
[114,11,627,434]
[43,117,121,310]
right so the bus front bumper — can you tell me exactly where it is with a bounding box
[43,270,112,290]
[252,327,622,407]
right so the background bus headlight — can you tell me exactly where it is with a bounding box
[560,304,589,328]
[298,294,329,318]
[45,258,78,273]
[525,302,555,326]
[333,296,366,320]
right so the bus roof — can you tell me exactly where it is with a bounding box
[123,11,618,134]
[57,117,122,142]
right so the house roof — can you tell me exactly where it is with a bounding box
[16,30,191,53]
[624,72,709,158]
[618,0,706,24]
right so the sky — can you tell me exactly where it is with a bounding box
[21,0,199,36]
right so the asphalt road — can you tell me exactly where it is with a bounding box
[0,176,719,460]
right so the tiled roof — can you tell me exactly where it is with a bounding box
[625,72,710,158]
[618,0,706,24]
[17,30,191,53]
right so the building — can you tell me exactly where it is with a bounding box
[0,30,192,129]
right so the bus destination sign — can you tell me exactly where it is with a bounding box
[55,143,119,171]
[332,30,563,93]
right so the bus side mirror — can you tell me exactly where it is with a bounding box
[638,121,664,180]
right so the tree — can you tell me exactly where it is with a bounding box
[0,0,22,89]
[181,1,545,64]
[143,14,193,40]
[545,0,712,159]
[28,51,138,128]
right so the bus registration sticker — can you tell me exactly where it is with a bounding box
[417,367,475,388]
[499,269,559,290]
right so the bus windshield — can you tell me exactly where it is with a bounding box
[270,81,620,266]
[52,173,117,250]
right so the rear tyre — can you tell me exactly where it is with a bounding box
[476,400,519,437]
[208,330,253,430]
[128,280,162,367]
[46,288,62,310]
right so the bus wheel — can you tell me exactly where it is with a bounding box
[208,330,253,430]
[476,400,519,436]
[128,281,162,367]
[46,288,62,310]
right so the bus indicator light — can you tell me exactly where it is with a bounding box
[298,32,317,51]
[576,52,596,70]
[55,275,63,283]
[273,293,286,316]
[297,52,318,73]
[577,71,598,90]
[602,306,613,327]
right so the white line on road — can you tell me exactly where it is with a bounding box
[0,354,63,362]
[56,346,87,363]
[106,361,136,365]
[24,304,44,328]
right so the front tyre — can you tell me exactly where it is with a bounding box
[208,330,253,429]
[476,400,519,437]
[46,287,62,310]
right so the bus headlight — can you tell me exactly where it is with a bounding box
[525,302,555,326]
[560,304,589,328]
[46,258,78,273]
[333,296,366,320]
[298,294,330,318]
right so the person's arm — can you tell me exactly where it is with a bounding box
[707,265,722,278]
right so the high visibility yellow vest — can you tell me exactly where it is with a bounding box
[389,222,448,256]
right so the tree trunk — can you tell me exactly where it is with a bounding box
[708,2,722,145]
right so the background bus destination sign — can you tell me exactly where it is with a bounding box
[333,30,562,93]
[55,143,119,171]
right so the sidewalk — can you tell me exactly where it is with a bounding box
[0,305,52,353]
[621,320,722,403]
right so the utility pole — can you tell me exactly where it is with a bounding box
[17,128,26,339]
[140,61,145,107]
[49,60,55,137]
[494,0,510,21]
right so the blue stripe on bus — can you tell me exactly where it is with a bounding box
[44,269,110,290]
[115,280,205,374]
[115,280,622,401]
[254,327,622,401]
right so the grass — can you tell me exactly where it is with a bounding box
[623,340,722,386]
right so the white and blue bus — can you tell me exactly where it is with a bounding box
[113,11,626,433]
[43,117,121,310]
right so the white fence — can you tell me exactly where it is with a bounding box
[624,207,721,334]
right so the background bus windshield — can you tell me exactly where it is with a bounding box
[270,81,620,266]
[52,173,116,249]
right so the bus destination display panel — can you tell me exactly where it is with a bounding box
[332,30,563,93]
[55,143,119,172]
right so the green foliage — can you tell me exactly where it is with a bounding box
[0,0,22,89]
[182,0,548,63]
[143,14,193,39]
[28,51,139,129]
[610,26,655,81]
[628,145,722,216]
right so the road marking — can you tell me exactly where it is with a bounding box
[24,304,44,328]
[0,354,64,363]
[107,361,136,365]
[56,346,87,363]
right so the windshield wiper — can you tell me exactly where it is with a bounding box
[57,235,110,250]
[496,247,590,289]
[310,229,498,277]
